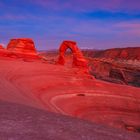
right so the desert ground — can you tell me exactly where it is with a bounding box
[0,39,140,139]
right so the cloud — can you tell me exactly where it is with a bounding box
[114,22,140,29]
[28,0,140,12]
[113,21,140,37]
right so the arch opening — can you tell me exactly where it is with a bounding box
[65,47,73,55]
[64,48,73,66]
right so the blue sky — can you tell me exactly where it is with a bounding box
[0,0,140,50]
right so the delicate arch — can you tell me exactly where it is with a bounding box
[57,41,87,67]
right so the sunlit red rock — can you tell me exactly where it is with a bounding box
[7,38,37,54]
[0,53,140,134]
[57,41,87,68]
[0,41,140,137]
[6,38,40,60]
[0,44,4,49]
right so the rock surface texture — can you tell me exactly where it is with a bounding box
[0,44,7,57]
[0,45,140,139]
[0,44,4,49]
[101,47,140,60]
[7,38,38,56]
[89,58,140,87]
[83,47,140,87]
[83,47,140,60]
[0,101,139,140]
[0,55,140,134]
[57,41,87,67]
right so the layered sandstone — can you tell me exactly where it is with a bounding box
[89,58,140,87]
[0,56,140,133]
[7,38,38,55]
[0,41,140,137]
[83,47,140,60]
[57,41,87,68]
[0,44,4,49]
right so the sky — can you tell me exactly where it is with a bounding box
[0,0,140,50]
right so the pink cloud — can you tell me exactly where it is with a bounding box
[28,0,140,12]
[0,13,42,20]
[113,21,140,36]
[0,14,26,20]
[115,22,140,29]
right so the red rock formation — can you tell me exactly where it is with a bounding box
[0,53,140,133]
[83,47,140,60]
[57,41,87,67]
[89,58,140,87]
[7,38,37,55]
[0,44,4,49]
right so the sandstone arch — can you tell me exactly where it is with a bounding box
[57,41,87,67]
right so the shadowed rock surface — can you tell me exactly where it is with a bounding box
[89,58,140,87]
[83,47,140,60]
[0,44,4,49]
[0,101,139,140]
